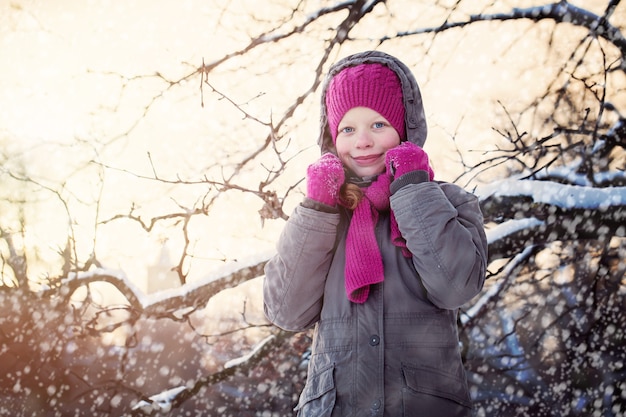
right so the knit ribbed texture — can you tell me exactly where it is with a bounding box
[344,173,410,304]
[306,153,345,206]
[326,63,405,142]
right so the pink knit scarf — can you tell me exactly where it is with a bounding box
[344,173,411,303]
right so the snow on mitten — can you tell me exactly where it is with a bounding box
[306,153,345,206]
[385,142,434,180]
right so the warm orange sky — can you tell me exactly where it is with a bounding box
[0,0,618,291]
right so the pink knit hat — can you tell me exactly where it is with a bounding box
[326,63,405,142]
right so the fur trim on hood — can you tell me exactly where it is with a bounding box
[318,50,428,155]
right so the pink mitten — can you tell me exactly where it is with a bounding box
[306,153,345,206]
[385,142,434,180]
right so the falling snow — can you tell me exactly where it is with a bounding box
[2,0,626,416]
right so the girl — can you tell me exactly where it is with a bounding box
[263,50,488,417]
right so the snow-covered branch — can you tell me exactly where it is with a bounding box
[39,251,273,320]
[130,332,290,416]
[478,179,626,210]
[478,179,626,260]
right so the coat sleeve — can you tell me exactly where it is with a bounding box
[263,202,340,331]
[390,181,488,309]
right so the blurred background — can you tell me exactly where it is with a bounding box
[1,1,624,416]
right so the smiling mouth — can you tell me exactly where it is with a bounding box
[353,154,382,164]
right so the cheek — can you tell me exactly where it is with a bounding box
[335,140,350,162]
[383,134,401,150]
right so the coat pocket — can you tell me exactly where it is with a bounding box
[295,363,336,417]
[401,363,472,417]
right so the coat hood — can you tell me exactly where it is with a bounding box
[318,51,428,155]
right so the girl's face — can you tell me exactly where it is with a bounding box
[335,106,401,177]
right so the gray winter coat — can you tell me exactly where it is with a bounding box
[263,51,488,417]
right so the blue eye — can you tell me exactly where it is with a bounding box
[340,126,354,134]
[373,122,385,129]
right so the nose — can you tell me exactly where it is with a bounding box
[354,131,373,148]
